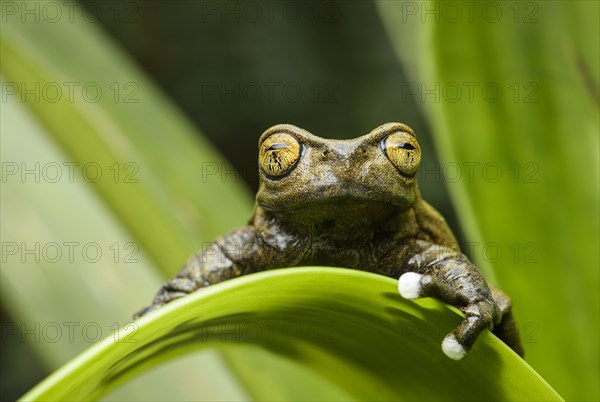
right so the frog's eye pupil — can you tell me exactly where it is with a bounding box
[397,142,415,150]
[260,133,302,178]
[382,132,421,176]
[267,143,288,151]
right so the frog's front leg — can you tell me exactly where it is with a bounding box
[397,241,522,359]
[134,226,270,319]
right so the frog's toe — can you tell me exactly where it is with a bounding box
[442,333,468,360]
[133,304,161,320]
[133,307,149,320]
[398,272,424,299]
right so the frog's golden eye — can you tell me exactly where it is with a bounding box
[259,133,302,178]
[382,131,421,176]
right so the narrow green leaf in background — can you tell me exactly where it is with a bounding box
[1,0,252,399]
[378,1,599,400]
[1,7,253,275]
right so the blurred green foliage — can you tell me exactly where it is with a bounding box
[1,0,598,400]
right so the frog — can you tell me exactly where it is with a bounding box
[134,122,524,360]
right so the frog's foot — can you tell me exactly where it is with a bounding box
[398,272,497,360]
[133,277,200,319]
[399,273,467,359]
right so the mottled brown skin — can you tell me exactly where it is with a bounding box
[135,123,524,358]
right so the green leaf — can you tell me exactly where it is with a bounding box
[377,1,599,400]
[1,2,251,399]
[0,8,253,276]
[21,268,562,401]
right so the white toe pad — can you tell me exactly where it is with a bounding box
[442,334,467,360]
[398,272,423,299]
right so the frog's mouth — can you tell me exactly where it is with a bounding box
[258,183,415,224]
[260,179,415,206]
[262,197,403,227]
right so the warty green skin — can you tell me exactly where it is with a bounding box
[135,122,524,358]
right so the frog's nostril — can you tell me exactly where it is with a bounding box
[353,146,368,158]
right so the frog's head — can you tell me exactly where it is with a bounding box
[256,123,421,223]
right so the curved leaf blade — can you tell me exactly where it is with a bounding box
[22,268,563,401]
